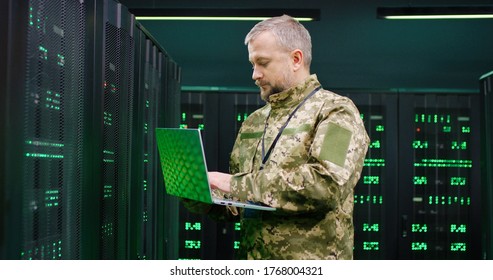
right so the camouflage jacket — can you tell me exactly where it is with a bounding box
[228,74,369,260]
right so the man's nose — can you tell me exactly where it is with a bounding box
[252,67,262,80]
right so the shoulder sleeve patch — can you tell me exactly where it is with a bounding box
[319,122,352,167]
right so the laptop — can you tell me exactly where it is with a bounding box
[155,128,275,211]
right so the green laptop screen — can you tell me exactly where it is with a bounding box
[155,128,213,204]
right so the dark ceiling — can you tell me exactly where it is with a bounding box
[119,0,493,92]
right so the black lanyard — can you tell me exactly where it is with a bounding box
[260,86,321,170]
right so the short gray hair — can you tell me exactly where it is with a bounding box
[244,14,312,68]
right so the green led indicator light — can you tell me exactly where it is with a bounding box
[364,158,385,167]
[39,46,48,60]
[236,113,248,122]
[428,196,470,205]
[450,224,467,233]
[182,113,186,121]
[443,126,452,133]
[25,153,63,159]
[104,185,113,198]
[143,179,147,191]
[57,54,65,67]
[20,240,62,259]
[414,159,472,168]
[109,83,117,93]
[103,111,113,126]
[363,242,379,251]
[354,195,383,204]
[450,243,467,252]
[415,114,450,123]
[411,224,428,232]
[412,140,428,149]
[146,100,150,108]
[179,124,188,129]
[198,124,205,130]
[234,223,241,231]
[44,190,60,207]
[450,177,466,186]
[375,125,384,132]
[234,241,240,249]
[25,140,64,148]
[43,90,61,110]
[29,7,33,25]
[102,223,114,237]
[362,223,379,232]
[411,242,427,251]
[451,141,467,150]
[369,140,380,149]
[462,126,471,133]
[103,81,118,93]
[363,176,379,185]
[413,176,427,185]
[184,240,201,249]
[29,11,48,29]
[185,222,202,231]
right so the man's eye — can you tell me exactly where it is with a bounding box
[251,61,269,70]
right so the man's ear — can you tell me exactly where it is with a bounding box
[291,49,304,71]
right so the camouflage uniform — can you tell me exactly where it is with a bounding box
[225,74,370,260]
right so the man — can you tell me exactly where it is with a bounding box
[191,15,369,260]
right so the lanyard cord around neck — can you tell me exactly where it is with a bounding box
[260,86,322,170]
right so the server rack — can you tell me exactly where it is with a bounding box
[178,92,220,260]
[91,0,136,260]
[176,91,265,259]
[1,0,30,260]
[130,22,181,260]
[161,48,182,261]
[131,24,155,260]
[398,92,481,259]
[1,0,88,260]
[345,92,399,260]
[1,0,181,260]
[480,71,493,259]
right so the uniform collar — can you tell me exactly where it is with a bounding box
[267,74,321,108]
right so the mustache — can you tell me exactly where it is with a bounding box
[255,81,266,87]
